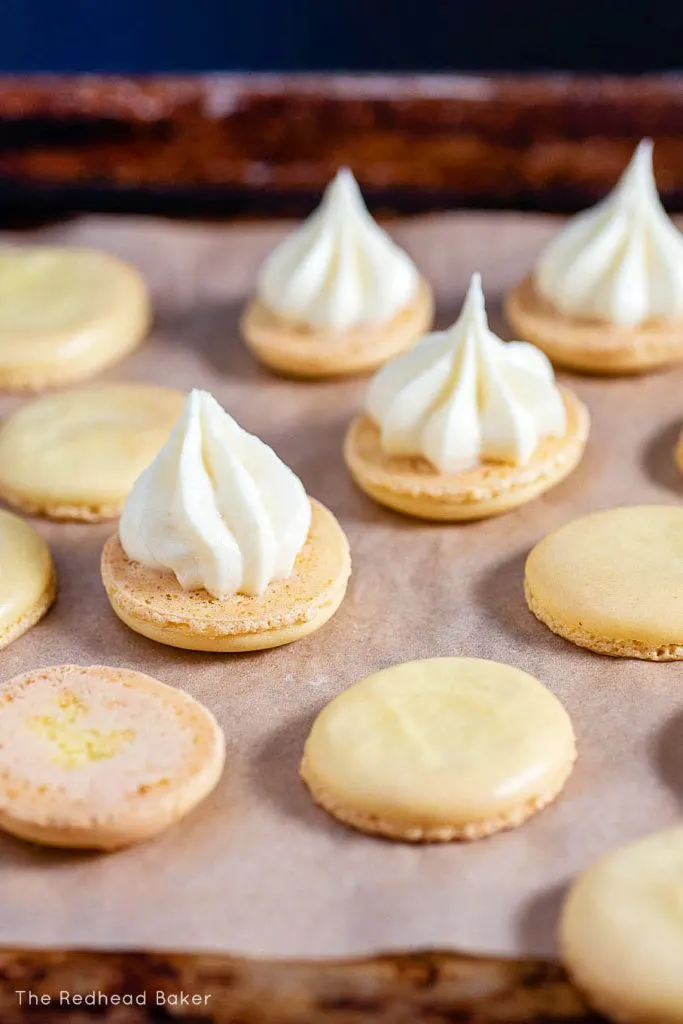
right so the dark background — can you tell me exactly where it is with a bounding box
[0,0,681,73]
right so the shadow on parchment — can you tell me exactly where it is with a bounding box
[268,414,378,524]
[474,550,579,655]
[643,417,683,495]
[250,713,356,840]
[151,287,516,390]
[271,414,437,527]
[156,299,269,384]
[652,707,683,807]
[0,829,102,868]
[486,295,515,341]
[515,880,569,959]
[432,286,510,337]
[475,547,605,661]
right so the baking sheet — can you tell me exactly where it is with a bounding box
[0,211,682,961]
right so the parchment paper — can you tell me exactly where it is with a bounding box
[0,211,682,961]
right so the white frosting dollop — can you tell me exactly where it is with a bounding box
[119,390,311,599]
[256,168,419,331]
[366,274,566,472]
[535,139,683,326]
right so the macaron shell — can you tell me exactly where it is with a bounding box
[0,247,150,391]
[101,498,352,652]
[675,428,683,478]
[525,505,683,659]
[0,665,225,850]
[343,388,589,520]
[241,276,434,379]
[506,276,683,375]
[561,827,683,1023]
[0,383,185,520]
[301,657,576,841]
[0,509,55,647]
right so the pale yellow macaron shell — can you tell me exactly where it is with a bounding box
[0,509,55,647]
[0,247,150,390]
[561,828,683,1023]
[525,505,683,658]
[0,383,185,520]
[301,657,576,841]
[0,665,225,849]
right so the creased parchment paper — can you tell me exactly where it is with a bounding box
[0,211,681,961]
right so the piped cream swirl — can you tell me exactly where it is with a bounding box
[535,139,683,326]
[257,168,419,331]
[366,274,566,472]
[119,390,311,598]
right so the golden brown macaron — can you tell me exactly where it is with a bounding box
[0,383,185,521]
[241,168,433,379]
[505,141,683,376]
[344,388,589,521]
[102,390,352,652]
[0,664,224,850]
[301,657,576,842]
[0,509,55,648]
[344,274,589,520]
[505,276,683,376]
[0,247,150,391]
[102,497,351,652]
[241,276,434,380]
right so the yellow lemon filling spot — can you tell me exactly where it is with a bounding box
[27,689,136,768]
